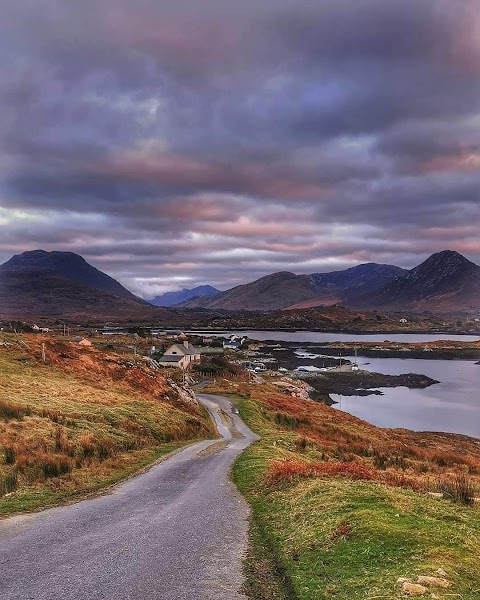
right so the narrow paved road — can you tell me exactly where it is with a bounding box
[0,394,258,600]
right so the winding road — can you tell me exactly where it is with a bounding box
[0,394,258,600]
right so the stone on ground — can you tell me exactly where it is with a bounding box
[402,581,428,596]
[417,575,451,588]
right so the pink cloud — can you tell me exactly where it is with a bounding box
[103,149,326,201]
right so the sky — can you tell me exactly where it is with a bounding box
[1,0,479,298]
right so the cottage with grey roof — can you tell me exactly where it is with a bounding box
[157,341,201,369]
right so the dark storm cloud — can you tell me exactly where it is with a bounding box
[1,0,479,296]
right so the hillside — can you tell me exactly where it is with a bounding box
[362,250,480,313]
[150,285,220,307]
[181,264,404,311]
[0,335,214,515]
[204,377,480,599]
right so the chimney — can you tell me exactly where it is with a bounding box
[183,340,189,348]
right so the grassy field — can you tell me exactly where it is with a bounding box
[0,335,214,516]
[204,378,480,599]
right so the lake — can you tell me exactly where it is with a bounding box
[331,357,480,439]
[189,329,480,438]
[188,330,479,343]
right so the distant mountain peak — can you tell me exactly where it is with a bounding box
[419,249,474,269]
[150,285,220,307]
[404,250,476,284]
[365,250,480,312]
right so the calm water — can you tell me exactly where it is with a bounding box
[332,357,480,438]
[189,329,480,438]
[189,330,479,343]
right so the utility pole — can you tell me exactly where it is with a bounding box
[41,343,46,363]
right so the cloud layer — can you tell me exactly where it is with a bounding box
[1,0,479,297]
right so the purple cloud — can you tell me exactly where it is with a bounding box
[1,0,479,296]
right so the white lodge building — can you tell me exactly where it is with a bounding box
[157,341,201,369]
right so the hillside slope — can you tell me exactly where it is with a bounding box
[0,335,214,515]
[204,377,480,599]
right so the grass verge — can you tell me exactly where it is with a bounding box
[206,379,480,599]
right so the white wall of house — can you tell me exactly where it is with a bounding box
[164,342,201,363]
[157,356,189,368]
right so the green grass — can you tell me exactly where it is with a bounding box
[233,396,480,599]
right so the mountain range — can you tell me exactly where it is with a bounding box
[0,249,478,319]
[149,285,220,307]
[180,251,480,313]
[179,263,406,310]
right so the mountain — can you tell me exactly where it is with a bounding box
[0,270,161,320]
[360,250,480,313]
[150,285,220,307]
[0,250,157,319]
[181,263,406,311]
[291,263,407,309]
[1,250,142,303]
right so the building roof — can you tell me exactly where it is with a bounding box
[158,354,184,363]
[182,342,199,355]
[167,342,199,356]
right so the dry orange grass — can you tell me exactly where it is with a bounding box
[205,377,480,501]
[0,335,213,512]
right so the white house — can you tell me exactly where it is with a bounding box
[157,341,201,369]
[399,318,408,324]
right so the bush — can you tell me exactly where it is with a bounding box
[0,400,31,421]
[4,447,16,464]
[41,456,73,478]
[0,472,18,496]
[437,475,476,505]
